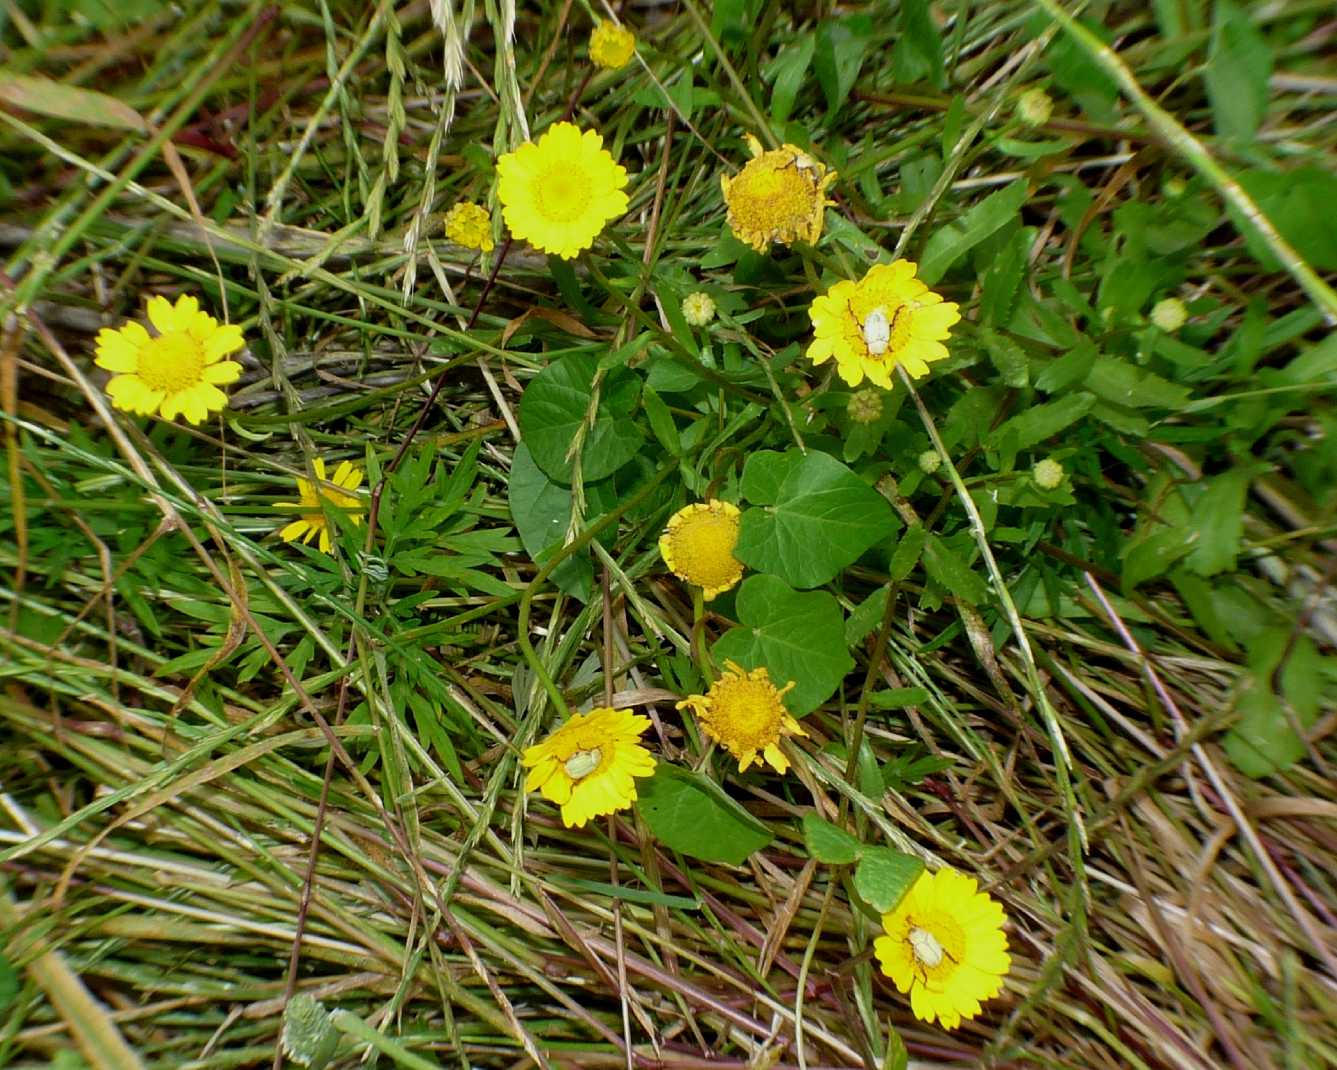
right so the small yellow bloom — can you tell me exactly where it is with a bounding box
[444,201,495,252]
[677,661,806,774]
[874,868,1011,1030]
[659,500,744,601]
[681,291,716,327]
[720,135,837,252]
[807,260,960,388]
[496,121,630,260]
[94,294,243,424]
[589,20,636,70]
[522,707,656,828]
[277,457,366,554]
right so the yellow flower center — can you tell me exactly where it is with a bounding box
[136,331,206,393]
[662,507,740,592]
[563,748,602,781]
[703,675,785,751]
[903,912,965,981]
[535,167,593,224]
[728,162,817,233]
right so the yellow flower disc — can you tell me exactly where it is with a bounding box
[276,457,366,554]
[720,135,837,252]
[589,20,636,70]
[521,707,656,828]
[677,661,807,774]
[658,500,744,601]
[496,121,630,259]
[807,259,961,388]
[874,868,1011,1030]
[444,201,495,252]
[94,294,244,424]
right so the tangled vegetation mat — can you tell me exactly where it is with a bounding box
[2,1,1335,1068]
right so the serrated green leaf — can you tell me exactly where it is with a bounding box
[735,451,894,589]
[713,574,854,715]
[989,391,1095,452]
[845,584,891,645]
[889,524,927,581]
[1084,357,1191,409]
[636,764,773,864]
[853,847,924,912]
[923,535,989,605]
[918,180,1028,285]
[1185,468,1253,577]
[980,327,1029,388]
[517,353,645,483]
[802,814,861,864]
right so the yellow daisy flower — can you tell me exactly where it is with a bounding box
[874,868,1011,1030]
[807,260,961,388]
[658,500,744,601]
[720,135,837,252]
[444,201,495,252]
[495,121,629,259]
[522,707,656,828]
[677,661,807,774]
[589,20,636,70]
[276,458,366,554]
[93,294,244,424]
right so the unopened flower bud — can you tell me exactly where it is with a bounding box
[1033,458,1064,489]
[681,291,716,327]
[1016,88,1053,127]
[1150,297,1188,333]
[918,450,942,475]
[847,388,883,425]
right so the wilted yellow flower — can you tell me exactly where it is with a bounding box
[589,20,636,70]
[720,135,836,252]
[94,295,243,424]
[277,457,365,554]
[677,661,806,774]
[496,122,629,259]
[444,201,494,252]
[681,291,716,327]
[874,868,1011,1030]
[522,707,656,828]
[807,260,960,388]
[659,500,744,601]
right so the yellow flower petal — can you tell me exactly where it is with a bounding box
[274,454,366,555]
[677,662,802,775]
[721,140,836,252]
[520,707,656,828]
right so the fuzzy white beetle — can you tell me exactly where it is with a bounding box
[563,748,601,780]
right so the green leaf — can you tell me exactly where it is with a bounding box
[1223,632,1328,777]
[1230,167,1337,274]
[980,327,1028,388]
[518,353,645,483]
[641,386,679,457]
[1083,357,1191,409]
[889,524,927,581]
[737,449,794,506]
[636,764,773,864]
[845,584,891,645]
[802,814,861,864]
[1184,468,1253,577]
[735,450,894,589]
[713,574,855,715]
[1205,0,1272,143]
[0,953,17,1014]
[853,847,924,913]
[869,687,930,709]
[923,535,989,605]
[979,228,1031,327]
[893,0,946,88]
[506,443,591,600]
[918,180,1028,285]
[766,33,815,122]
[1122,526,1195,589]
[884,1026,910,1070]
[988,391,1095,452]
[813,14,873,114]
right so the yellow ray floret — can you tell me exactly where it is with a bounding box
[720,135,837,252]
[807,260,961,388]
[658,500,744,601]
[94,294,244,424]
[444,201,495,252]
[522,707,656,828]
[276,457,366,555]
[496,121,629,259]
[677,661,807,774]
[874,868,1011,1030]
[589,20,636,70]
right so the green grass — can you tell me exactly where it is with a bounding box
[2,1,1336,1068]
